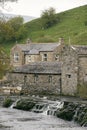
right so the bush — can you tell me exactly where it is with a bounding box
[3,97,13,107]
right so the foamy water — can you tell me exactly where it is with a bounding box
[0,107,86,130]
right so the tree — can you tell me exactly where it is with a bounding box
[15,24,28,40]
[7,16,24,32]
[0,45,9,79]
[0,16,27,42]
[41,7,58,29]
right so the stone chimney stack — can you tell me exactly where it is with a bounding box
[59,37,64,45]
[26,38,31,44]
[59,38,65,54]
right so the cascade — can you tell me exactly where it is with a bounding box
[10,98,64,116]
[73,107,80,121]
[46,101,64,116]
[10,99,20,109]
[32,101,64,116]
[32,103,48,113]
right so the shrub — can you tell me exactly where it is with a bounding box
[3,97,13,107]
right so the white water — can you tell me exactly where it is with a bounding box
[32,101,64,115]
[0,107,86,130]
[10,99,20,109]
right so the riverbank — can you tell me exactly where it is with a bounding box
[1,95,87,127]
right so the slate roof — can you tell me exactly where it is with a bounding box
[17,43,60,54]
[73,45,87,55]
[14,62,62,74]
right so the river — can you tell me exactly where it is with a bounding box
[0,107,86,130]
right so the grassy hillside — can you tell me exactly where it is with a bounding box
[24,5,87,45]
[1,5,87,54]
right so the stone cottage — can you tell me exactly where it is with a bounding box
[8,39,87,96]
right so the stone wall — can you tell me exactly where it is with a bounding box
[25,54,40,64]
[78,56,87,84]
[6,73,61,95]
[61,47,78,96]
[10,45,25,67]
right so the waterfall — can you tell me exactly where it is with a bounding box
[46,101,64,116]
[32,101,64,116]
[32,103,48,113]
[9,97,64,116]
[73,107,80,121]
[10,99,20,109]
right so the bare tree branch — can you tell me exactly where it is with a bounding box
[0,0,18,20]
[0,0,18,3]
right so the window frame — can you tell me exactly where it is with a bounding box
[48,75,52,83]
[27,55,31,62]
[55,54,59,61]
[34,74,38,82]
[14,52,19,62]
[42,53,47,61]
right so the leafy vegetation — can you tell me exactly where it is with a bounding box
[3,97,13,107]
[0,46,9,78]
[40,7,58,29]
[0,16,28,43]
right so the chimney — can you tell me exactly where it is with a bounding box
[59,37,64,45]
[26,38,31,44]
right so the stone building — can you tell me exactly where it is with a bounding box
[74,45,87,85]
[8,62,62,95]
[10,39,64,67]
[8,39,87,96]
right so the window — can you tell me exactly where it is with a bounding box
[34,74,38,82]
[14,53,19,62]
[28,55,31,62]
[42,54,47,61]
[66,74,71,78]
[48,75,52,83]
[55,54,59,61]
[24,75,27,85]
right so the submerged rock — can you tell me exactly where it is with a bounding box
[14,99,37,111]
[56,101,87,126]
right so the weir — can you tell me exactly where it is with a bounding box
[8,96,87,127]
[10,98,64,116]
